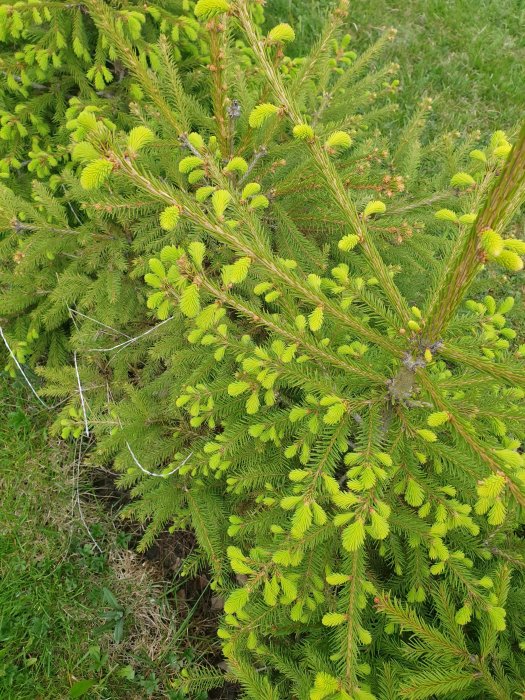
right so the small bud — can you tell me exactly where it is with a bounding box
[455,605,472,626]
[322,612,347,627]
[416,429,438,443]
[159,205,181,231]
[241,182,261,199]
[493,142,512,158]
[223,156,248,175]
[338,234,360,251]
[196,186,215,202]
[324,131,353,151]
[292,123,315,140]
[469,149,487,162]
[450,172,476,188]
[248,103,279,128]
[504,239,525,254]
[267,23,296,43]
[427,411,449,427]
[480,229,504,257]
[194,0,230,20]
[187,132,205,151]
[497,250,523,272]
[179,155,204,173]
[434,209,458,222]
[363,200,386,218]
[249,194,270,209]
[478,576,493,589]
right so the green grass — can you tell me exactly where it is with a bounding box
[267,0,524,136]
[0,378,207,699]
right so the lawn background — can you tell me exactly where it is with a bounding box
[269,0,525,136]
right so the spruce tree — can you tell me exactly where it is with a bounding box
[0,1,524,698]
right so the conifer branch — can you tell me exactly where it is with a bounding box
[475,664,511,700]
[112,153,405,355]
[235,0,412,325]
[290,0,349,94]
[418,371,525,507]
[220,334,379,400]
[343,550,365,692]
[186,489,225,579]
[374,594,470,660]
[0,326,49,408]
[2,2,524,695]
[208,16,231,154]
[424,122,525,341]
[398,668,475,699]
[83,0,185,135]
[332,26,398,96]
[66,3,409,359]
[441,343,525,386]
[193,274,386,384]
[83,2,410,355]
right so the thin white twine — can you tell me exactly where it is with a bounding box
[73,437,102,553]
[87,316,175,353]
[68,307,132,339]
[126,441,193,478]
[0,326,49,408]
[73,352,90,437]
[3,310,188,480]
[74,346,187,480]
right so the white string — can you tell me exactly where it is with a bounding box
[0,326,49,408]
[126,441,193,478]
[2,315,187,481]
[107,383,191,481]
[62,184,84,226]
[1,320,98,550]
[87,316,175,353]
[73,437,102,553]
[68,307,132,339]
[73,352,90,437]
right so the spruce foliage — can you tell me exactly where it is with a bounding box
[0,0,213,183]
[1,1,524,698]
